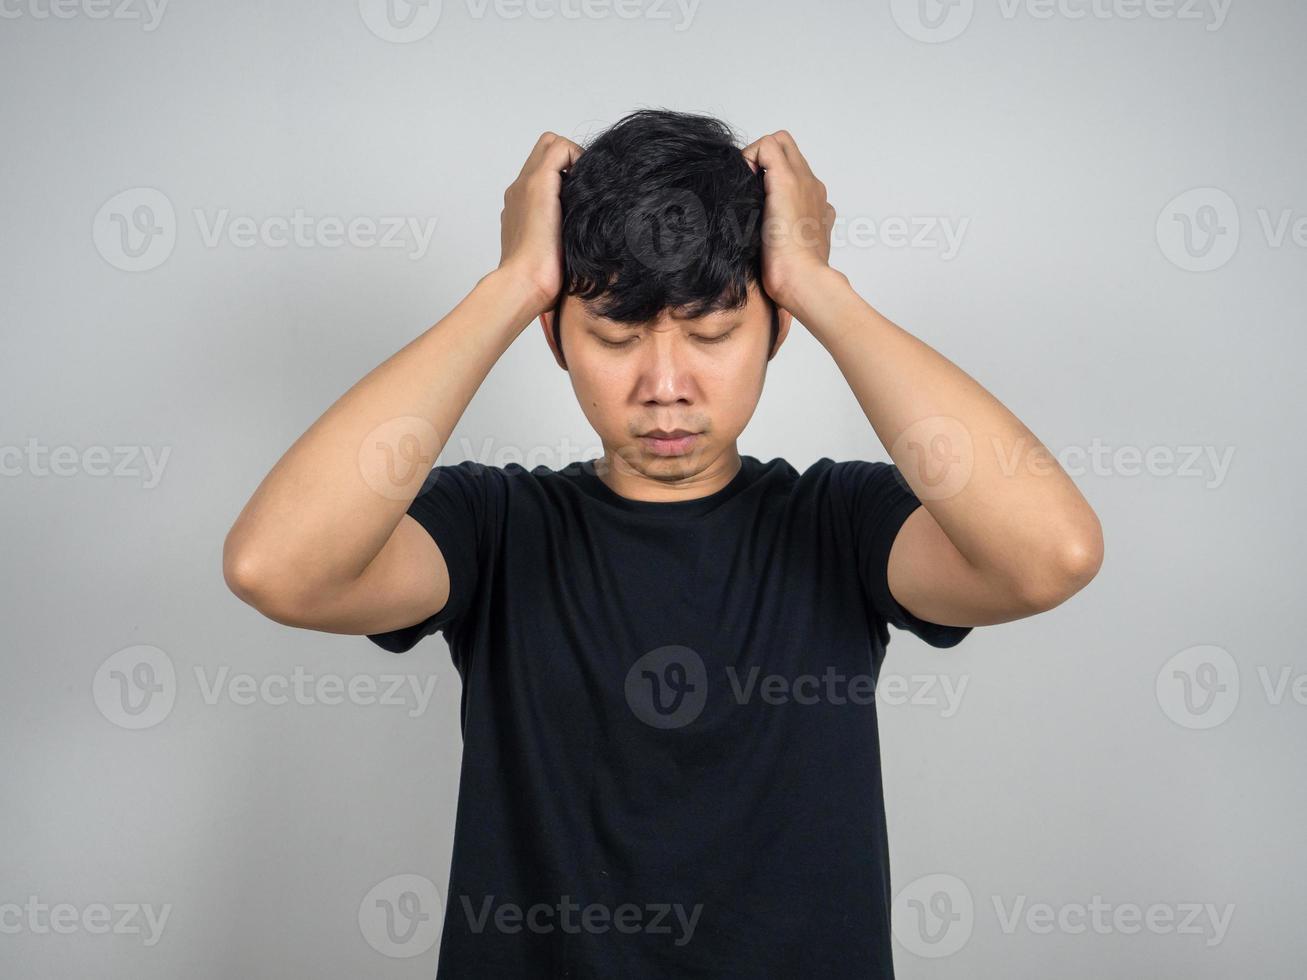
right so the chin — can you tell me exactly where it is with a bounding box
[644,444,716,474]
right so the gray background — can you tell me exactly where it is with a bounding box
[2,0,1303,976]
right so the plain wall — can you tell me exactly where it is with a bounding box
[1,0,1303,976]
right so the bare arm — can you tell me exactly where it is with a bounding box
[742,131,1104,627]
[222,133,582,635]
[800,274,1102,625]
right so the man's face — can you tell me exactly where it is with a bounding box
[543,281,788,484]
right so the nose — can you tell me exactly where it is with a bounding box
[636,330,695,405]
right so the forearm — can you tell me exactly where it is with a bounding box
[223,268,540,602]
[791,269,1103,589]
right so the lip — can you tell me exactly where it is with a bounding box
[639,431,699,457]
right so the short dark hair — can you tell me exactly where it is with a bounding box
[550,108,778,367]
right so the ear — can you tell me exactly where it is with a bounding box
[539,308,567,370]
[768,307,794,361]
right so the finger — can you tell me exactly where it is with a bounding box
[740,138,761,174]
[740,133,791,179]
[541,134,584,175]
[768,130,816,180]
[514,132,553,181]
[515,132,579,182]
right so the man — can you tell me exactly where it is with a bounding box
[223,109,1103,977]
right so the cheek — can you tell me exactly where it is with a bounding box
[568,361,627,427]
[709,351,765,398]
[704,350,768,428]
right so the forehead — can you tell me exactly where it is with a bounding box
[566,282,767,327]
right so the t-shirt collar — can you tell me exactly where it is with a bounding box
[569,455,755,518]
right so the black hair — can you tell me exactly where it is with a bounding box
[550,108,779,367]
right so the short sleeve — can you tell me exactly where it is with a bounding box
[829,459,974,649]
[366,460,499,654]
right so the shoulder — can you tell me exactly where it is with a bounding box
[408,460,534,517]
[737,454,799,486]
[790,456,906,497]
[429,458,588,504]
[418,459,539,488]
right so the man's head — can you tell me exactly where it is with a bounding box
[539,108,792,485]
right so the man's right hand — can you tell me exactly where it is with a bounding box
[496,132,584,319]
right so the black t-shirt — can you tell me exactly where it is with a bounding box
[367,454,974,978]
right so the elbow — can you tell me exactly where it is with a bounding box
[1017,522,1105,614]
[222,539,307,625]
[223,541,275,611]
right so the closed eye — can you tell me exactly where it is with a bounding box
[598,336,638,349]
[694,329,735,344]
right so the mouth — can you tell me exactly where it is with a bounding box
[639,429,700,457]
